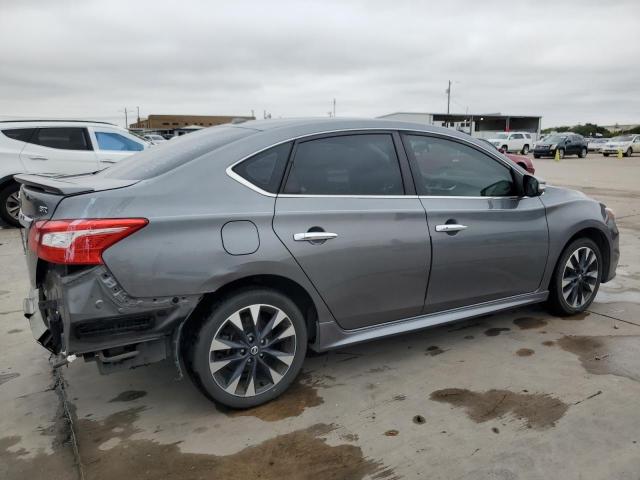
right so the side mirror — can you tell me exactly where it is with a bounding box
[523,175,544,196]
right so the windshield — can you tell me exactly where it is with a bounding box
[99,125,254,180]
[493,133,508,139]
[611,135,634,142]
[545,135,567,143]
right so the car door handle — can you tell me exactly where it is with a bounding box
[29,156,48,161]
[435,224,468,232]
[293,232,338,242]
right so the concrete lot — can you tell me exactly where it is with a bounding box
[2,154,640,480]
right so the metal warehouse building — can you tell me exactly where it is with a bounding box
[378,112,542,140]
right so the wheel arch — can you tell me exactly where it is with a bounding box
[179,274,320,354]
[0,174,18,191]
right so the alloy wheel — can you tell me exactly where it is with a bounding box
[5,191,20,221]
[561,246,599,309]
[209,304,296,397]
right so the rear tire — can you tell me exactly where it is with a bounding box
[533,154,541,159]
[547,238,602,316]
[578,147,587,158]
[521,145,529,155]
[0,182,21,228]
[603,153,609,157]
[187,288,307,409]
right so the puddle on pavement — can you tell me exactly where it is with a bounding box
[223,374,323,422]
[75,407,393,480]
[429,388,568,429]
[484,327,510,337]
[516,348,535,357]
[108,390,147,403]
[557,335,640,382]
[513,317,547,330]
[542,340,555,347]
[560,311,591,321]
[425,346,445,356]
[0,372,20,386]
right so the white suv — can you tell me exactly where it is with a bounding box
[0,120,148,226]
[486,131,533,154]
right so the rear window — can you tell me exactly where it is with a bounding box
[2,128,35,142]
[99,126,254,180]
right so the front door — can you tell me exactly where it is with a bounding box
[20,127,98,175]
[402,133,548,313]
[273,133,430,330]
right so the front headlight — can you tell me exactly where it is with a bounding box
[605,207,616,223]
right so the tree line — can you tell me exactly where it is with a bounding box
[541,123,640,137]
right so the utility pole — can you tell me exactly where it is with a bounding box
[124,107,128,128]
[136,106,140,123]
[333,98,336,118]
[445,80,451,127]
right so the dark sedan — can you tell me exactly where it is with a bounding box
[534,133,588,159]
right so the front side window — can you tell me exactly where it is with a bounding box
[283,134,404,196]
[403,135,515,197]
[95,132,144,151]
[31,128,91,150]
[233,142,292,194]
[511,133,524,139]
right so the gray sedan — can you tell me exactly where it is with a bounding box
[18,118,619,408]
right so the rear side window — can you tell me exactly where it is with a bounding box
[31,128,91,150]
[95,132,144,151]
[2,128,35,142]
[283,134,404,195]
[232,142,292,194]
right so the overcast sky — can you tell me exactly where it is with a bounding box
[1,0,639,128]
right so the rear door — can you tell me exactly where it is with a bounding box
[273,132,431,330]
[510,133,525,152]
[20,127,98,174]
[402,133,548,313]
[88,127,146,167]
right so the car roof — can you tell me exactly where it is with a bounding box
[227,117,475,141]
[0,119,120,129]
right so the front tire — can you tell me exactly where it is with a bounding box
[521,145,529,155]
[625,148,632,157]
[579,147,587,158]
[603,153,609,157]
[547,238,602,316]
[0,182,21,228]
[501,145,509,153]
[188,288,307,409]
[557,148,565,159]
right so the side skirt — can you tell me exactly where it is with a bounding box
[312,291,548,351]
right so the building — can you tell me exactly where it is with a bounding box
[378,112,542,140]
[130,114,255,137]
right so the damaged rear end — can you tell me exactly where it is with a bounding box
[17,173,199,374]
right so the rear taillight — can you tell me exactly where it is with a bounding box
[28,218,148,265]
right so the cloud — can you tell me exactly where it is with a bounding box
[0,0,638,127]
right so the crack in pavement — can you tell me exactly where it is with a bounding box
[587,309,640,328]
[53,368,85,480]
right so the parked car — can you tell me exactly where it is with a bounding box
[0,120,147,226]
[143,133,168,145]
[587,138,608,152]
[533,133,588,159]
[486,131,533,154]
[601,134,640,157]
[18,119,619,408]
[477,138,535,174]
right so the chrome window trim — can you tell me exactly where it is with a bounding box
[225,127,518,199]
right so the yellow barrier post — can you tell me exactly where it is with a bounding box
[617,148,623,159]
[554,149,560,162]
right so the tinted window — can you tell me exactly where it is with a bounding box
[233,142,292,194]
[403,135,515,197]
[2,128,35,142]
[511,133,523,139]
[99,125,253,180]
[31,128,90,150]
[95,132,144,151]
[283,134,403,195]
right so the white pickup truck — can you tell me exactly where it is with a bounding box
[486,131,533,154]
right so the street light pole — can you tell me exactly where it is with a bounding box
[446,80,451,126]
